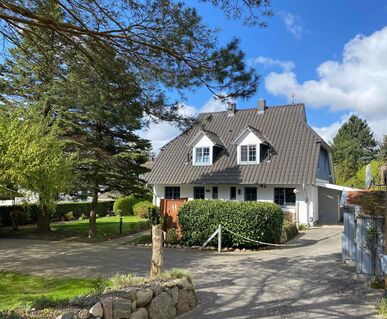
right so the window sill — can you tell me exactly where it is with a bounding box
[193,163,212,166]
[238,162,259,165]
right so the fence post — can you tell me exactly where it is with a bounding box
[218,224,222,253]
[119,216,123,234]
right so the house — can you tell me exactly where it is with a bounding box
[146,100,349,225]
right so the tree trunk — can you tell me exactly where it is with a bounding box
[88,187,98,239]
[150,224,164,279]
[37,204,51,233]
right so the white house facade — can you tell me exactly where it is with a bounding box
[146,100,348,225]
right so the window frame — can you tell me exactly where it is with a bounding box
[194,146,211,166]
[164,186,180,200]
[244,187,257,201]
[239,144,258,164]
[274,188,296,207]
[193,186,205,199]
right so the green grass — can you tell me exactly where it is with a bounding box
[380,297,387,317]
[0,272,107,311]
[0,216,149,242]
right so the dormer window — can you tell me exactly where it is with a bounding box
[195,147,210,165]
[241,145,257,163]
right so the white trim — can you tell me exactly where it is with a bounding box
[315,181,360,192]
[193,146,212,166]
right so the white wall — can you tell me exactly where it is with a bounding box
[236,131,262,165]
[153,183,319,225]
[191,134,214,166]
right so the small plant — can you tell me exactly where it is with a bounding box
[298,224,308,231]
[380,297,387,317]
[133,201,156,219]
[113,196,139,216]
[161,268,191,280]
[370,278,384,289]
[64,212,76,221]
[109,273,146,289]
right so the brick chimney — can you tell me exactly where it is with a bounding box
[257,99,266,113]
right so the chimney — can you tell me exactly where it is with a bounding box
[257,99,267,113]
[227,102,236,116]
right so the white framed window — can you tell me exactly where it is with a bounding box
[195,147,211,165]
[240,145,257,163]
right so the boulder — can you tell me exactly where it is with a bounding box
[150,285,162,296]
[101,298,113,319]
[147,291,176,319]
[78,309,89,319]
[173,277,191,289]
[130,308,148,319]
[131,299,137,312]
[136,288,153,307]
[176,289,197,315]
[113,298,132,319]
[89,302,103,317]
[170,287,179,305]
[56,312,74,319]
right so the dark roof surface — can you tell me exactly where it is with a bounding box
[146,104,324,185]
[191,128,224,148]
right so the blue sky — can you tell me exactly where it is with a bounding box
[143,0,387,151]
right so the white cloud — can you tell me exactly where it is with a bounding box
[140,97,229,152]
[280,12,304,39]
[312,114,351,143]
[265,26,387,140]
[253,56,295,72]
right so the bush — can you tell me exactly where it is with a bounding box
[64,212,76,221]
[132,201,155,219]
[282,221,299,242]
[113,196,140,216]
[165,228,179,244]
[178,200,283,248]
[0,201,114,227]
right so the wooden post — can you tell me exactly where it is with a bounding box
[150,224,163,279]
[218,224,222,253]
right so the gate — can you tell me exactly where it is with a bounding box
[160,198,188,236]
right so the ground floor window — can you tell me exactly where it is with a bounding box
[244,187,257,201]
[194,186,205,199]
[164,186,180,199]
[212,186,218,199]
[274,188,296,206]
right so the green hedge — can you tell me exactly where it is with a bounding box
[0,201,114,227]
[178,200,284,248]
[133,201,156,219]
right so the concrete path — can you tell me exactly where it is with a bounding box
[0,226,382,318]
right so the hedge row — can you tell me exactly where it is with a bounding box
[178,200,284,248]
[0,201,114,227]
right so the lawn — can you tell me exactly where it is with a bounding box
[0,216,149,242]
[0,271,107,311]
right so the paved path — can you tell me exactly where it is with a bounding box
[0,226,382,318]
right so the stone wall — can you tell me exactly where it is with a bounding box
[56,276,197,319]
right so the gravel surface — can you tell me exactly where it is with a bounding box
[0,226,382,318]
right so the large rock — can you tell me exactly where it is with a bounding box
[176,289,196,315]
[89,302,103,317]
[136,288,153,307]
[147,291,176,319]
[113,298,132,319]
[78,309,89,319]
[101,298,113,319]
[56,312,74,319]
[130,307,148,319]
[170,287,179,305]
[173,277,191,290]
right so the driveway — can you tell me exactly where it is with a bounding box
[0,226,382,318]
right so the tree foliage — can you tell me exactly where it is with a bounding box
[332,115,378,182]
[0,107,74,232]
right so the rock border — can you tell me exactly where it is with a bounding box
[56,276,198,319]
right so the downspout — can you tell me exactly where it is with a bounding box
[302,183,310,226]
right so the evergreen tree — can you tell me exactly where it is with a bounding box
[332,115,378,183]
[380,135,387,163]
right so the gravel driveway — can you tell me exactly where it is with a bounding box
[0,226,382,318]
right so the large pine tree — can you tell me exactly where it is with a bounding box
[332,115,378,183]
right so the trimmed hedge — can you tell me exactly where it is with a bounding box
[133,201,156,219]
[113,196,140,216]
[0,201,114,227]
[178,200,283,248]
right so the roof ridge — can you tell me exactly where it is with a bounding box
[197,103,305,116]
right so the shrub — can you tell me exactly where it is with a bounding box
[132,201,155,219]
[282,221,299,242]
[10,209,31,226]
[113,196,139,216]
[64,212,76,221]
[165,228,179,244]
[178,200,283,248]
